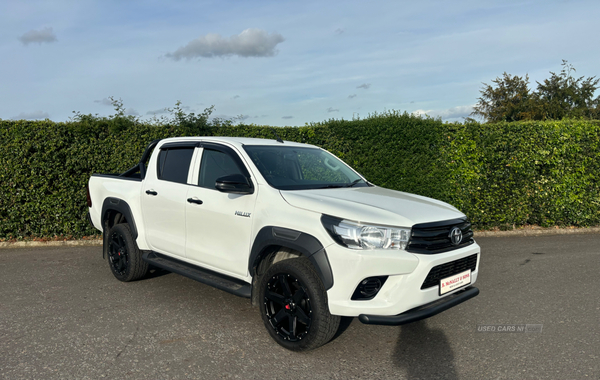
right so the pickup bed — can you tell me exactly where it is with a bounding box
[87,136,480,351]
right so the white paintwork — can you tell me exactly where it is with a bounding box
[281,186,462,227]
[185,185,257,277]
[141,177,189,257]
[88,136,480,317]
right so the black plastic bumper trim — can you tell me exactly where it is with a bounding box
[358,286,479,326]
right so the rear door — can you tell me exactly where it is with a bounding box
[141,143,197,257]
[185,143,257,277]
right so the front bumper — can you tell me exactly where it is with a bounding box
[358,286,479,325]
[325,242,480,316]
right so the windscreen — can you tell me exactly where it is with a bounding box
[243,145,368,190]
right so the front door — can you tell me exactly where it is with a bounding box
[185,146,256,277]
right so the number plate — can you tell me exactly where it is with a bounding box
[439,269,471,295]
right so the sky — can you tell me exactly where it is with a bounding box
[1,0,599,126]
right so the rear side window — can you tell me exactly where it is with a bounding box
[157,148,194,184]
[198,149,245,189]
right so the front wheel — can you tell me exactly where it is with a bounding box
[258,258,340,351]
[106,223,149,282]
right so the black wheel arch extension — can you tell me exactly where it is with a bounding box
[101,198,138,239]
[249,226,334,290]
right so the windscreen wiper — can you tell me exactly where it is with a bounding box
[345,178,364,187]
[315,184,346,189]
[314,179,365,189]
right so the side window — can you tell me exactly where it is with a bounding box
[157,148,195,184]
[198,149,245,189]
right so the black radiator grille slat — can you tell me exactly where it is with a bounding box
[421,254,478,290]
[406,218,475,254]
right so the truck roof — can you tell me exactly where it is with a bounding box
[157,136,316,149]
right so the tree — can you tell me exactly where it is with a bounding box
[533,60,600,120]
[472,61,600,122]
[471,73,533,122]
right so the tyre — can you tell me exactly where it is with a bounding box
[258,257,340,351]
[105,223,149,282]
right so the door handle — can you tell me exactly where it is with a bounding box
[145,190,158,196]
[187,197,203,205]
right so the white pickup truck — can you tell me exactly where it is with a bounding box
[87,136,480,351]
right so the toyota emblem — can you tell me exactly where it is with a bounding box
[449,227,462,245]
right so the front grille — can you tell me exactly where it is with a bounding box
[421,254,478,290]
[406,218,474,254]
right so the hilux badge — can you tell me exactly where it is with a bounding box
[235,211,251,218]
[449,227,462,245]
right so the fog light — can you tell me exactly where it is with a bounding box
[351,276,388,300]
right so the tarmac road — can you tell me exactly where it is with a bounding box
[1,234,599,380]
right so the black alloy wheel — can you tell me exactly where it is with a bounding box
[105,223,149,282]
[258,257,340,351]
[264,273,313,342]
[108,229,129,276]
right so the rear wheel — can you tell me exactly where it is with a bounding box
[258,257,340,351]
[106,223,149,282]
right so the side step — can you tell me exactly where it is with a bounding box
[142,251,251,298]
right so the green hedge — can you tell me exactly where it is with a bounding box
[443,120,600,228]
[1,113,599,240]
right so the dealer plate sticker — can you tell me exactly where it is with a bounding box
[440,270,471,295]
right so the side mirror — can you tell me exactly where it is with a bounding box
[215,174,253,194]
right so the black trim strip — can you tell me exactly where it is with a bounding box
[160,141,200,149]
[358,286,479,325]
[411,217,467,229]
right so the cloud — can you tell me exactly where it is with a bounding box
[94,98,113,106]
[12,111,50,120]
[124,108,139,116]
[326,107,339,113]
[436,105,474,119]
[18,27,57,45]
[412,109,430,117]
[348,94,357,99]
[146,108,169,115]
[357,83,371,89]
[282,116,293,119]
[211,114,231,120]
[166,28,285,61]
[412,105,475,120]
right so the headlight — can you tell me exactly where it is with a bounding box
[321,215,410,250]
